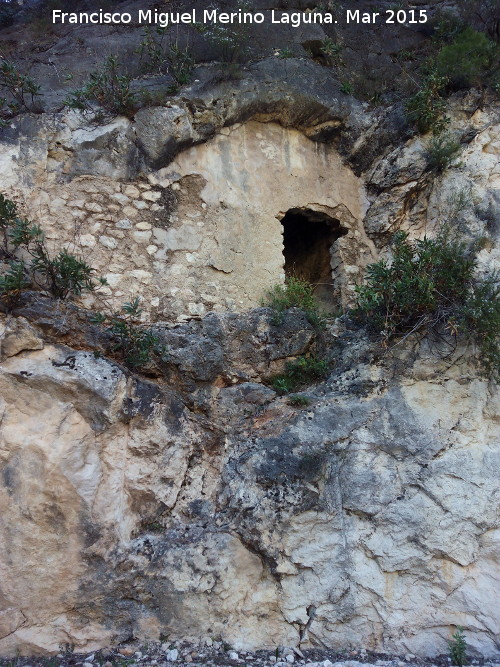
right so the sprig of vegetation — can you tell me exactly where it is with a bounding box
[64,55,136,117]
[405,70,449,134]
[270,356,329,394]
[425,132,462,172]
[449,626,467,667]
[321,38,342,62]
[406,26,497,134]
[353,230,500,379]
[277,47,294,59]
[340,81,353,95]
[167,44,195,85]
[92,297,166,368]
[135,28,195,86]
[0,59,42,124]
[262,277,325,327]
[136,26,167,74]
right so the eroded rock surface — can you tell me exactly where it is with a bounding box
[0,9,498,656]
[0,312,498,657]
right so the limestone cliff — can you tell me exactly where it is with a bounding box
[0,0,499,658]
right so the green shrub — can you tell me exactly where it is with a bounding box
[434,27,497,89]
[271,356,329,394]
[93,297,166,368]
[449,626,467,667]
[136,26,166,74]
[354,230,500,379]
[405,71,449,134]
[135,28,195,86]
[320,38,342,64]
[277,48,294,59]
[0,260,29,296]
[425,132,462,172]
[458,275,500,379]
[0,59,42,123]
[167,44,195,85]
[64,55,136,117]
[263,277,325,327]
[0,193,104,300]
[340,81,353,95]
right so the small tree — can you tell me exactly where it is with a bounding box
[64,55,136,117]
[0,59,42,123]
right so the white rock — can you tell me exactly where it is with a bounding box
[124,185,140,198]
[84,202,103,213]
[79,233,96,247]
[99,235,118,249]
[228,651,239,660]
[133,231,152,243]
[116,218,132,229]
[165,648,178,662]
[142,190,161,201]
[111,192,129,205]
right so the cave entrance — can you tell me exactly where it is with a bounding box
[280,208,347,309]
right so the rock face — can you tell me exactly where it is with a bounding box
[0,309,499,657]
[1,114,371,321]
[0,20,499,659]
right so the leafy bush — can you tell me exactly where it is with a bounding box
[0,59,42,123]
[136,26,166,74]
[354,230,500,379]
[92,297,166,368]
[0,260,28,295]
[167,44,195,85]
[136,28,195,86]
[425,132,462,172]
[263,277,325,327]
[434,27,497,89]
[405,71,449,134]
[0,193,104,301]
[64,55,136,117]
[340,81,353,95]
[449,626,467,667]
[271,355,330,394]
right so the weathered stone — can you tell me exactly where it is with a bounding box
[0,316,44,360]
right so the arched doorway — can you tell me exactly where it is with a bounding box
[280,207,347,309]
